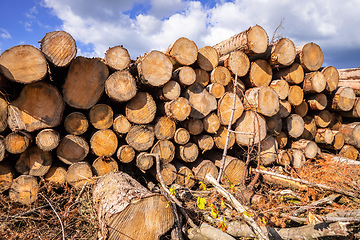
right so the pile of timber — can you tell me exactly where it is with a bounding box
[0,26,359,239]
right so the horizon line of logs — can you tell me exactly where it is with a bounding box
[0,25,360,239]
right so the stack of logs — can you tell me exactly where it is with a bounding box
[0,25,360,239]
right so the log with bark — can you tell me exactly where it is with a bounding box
[295,42,324,72]
[103,45,131,71]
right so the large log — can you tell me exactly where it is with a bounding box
[165,37,198,66]
[302,71,326,93]
[126,92,157,124]
[242,59,272,88]
[105,70,137,102]
[213,126,236,149]
[197,46,219,72]
[103,45,131,71]
[90,129,118,157]
[39,30,77,67]
[56,134,89,165]
[295,42,324,72]
[234,110,267,146]
[4,132,30,154]
[244,86,279,117]
[210,66,231,86]
[7,82,65,132]
[66,161,93,188]
[206,83,225,99]
[163,97,191,122]
[0,45,47,84]
[177,142,199,163]
[220,50,250,77]
[154,116,176,140]
[113,114,131,136]
[63,56,109,109]
[136,152,154,171]
[270,79,289,100]
[9,175,39,205]
[287,85,304,106]
[93,171,174,240]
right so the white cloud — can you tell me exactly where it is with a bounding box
[0,28,11,39]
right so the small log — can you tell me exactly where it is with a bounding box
[294,100,308,117]
[136,50,172,87]
[301,116,317,140]
[214,126,236,149]
[243,59,272,88]
[163,97,191,122]
[126,125,155,152]
[339,145,359,160]
[35,129,60,151]
[194,134,214,152]
[90,129,118,157]
[173,128,190,145]
[314,110,332,128]
[213,25,268,57]
[259,136,278,166]
[113,114,131,136]
[4,132,30,154]
[150,140,175,165]
[210,66,231,86]
[8,82,65,132]
[275,132,288,149]
[220,50,250,77]
[0,162,13,193]
[40,30,76,67]
[235,110,267,146]
[286,114,304,138]
[103,45,131,71]
[153,163,177,186]
[189,159,218,183]
[296,42,324,72]
[157,80,181,101]
[329,87,356,112]
[307,93,327,111]
[291,139,318,159]
[44,166,67,187]
[173,161,195,189]
[330,130,345,150]
[290,149,306,168]
[136,152,154,171]
[273,62,304,85]
[177,142,199,163]
[270,79,289,100]
[183,118,204,135]
[184,82,217,119]
[9,175,39,205]
[165,37,198,66]
[0,136,5,162]
[203,112,221,134]
[328,112,343,130]
[0,97,8,133]
[117,145,135,164]
[314,128,334,145]
[172,66,196,86]
[266,114,282,136]
[89,104,114,130]
[206,83,225,99]
[268,38,296,67]
[154,116,176,140]
[63,56,109,109]
[0,45,47,83]
[126,92,156,124]
[244,86,279,117]
[322,66,339,92]
[338,122,360,148]
[105,70,137,102]
[197,46,219,72]
[276,149,292,167]
[218,92,244,125]
[278,100,291,118]
[288,85,304,106]
[92,156,119,176]
[302,71,326,93]
[15,146,52,176]
[194,68,210,87]
[92,171,174,240]
[66,161,93,189]
[340,97,360,118]
[64,112,89,135]
[56,134,89,165]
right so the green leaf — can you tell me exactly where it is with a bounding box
[197,197,206,210]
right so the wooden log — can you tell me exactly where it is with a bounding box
[213,25,268,57]
[276,149,292,167]
[183,118,204,135]
[9,175,39,205]
[63,56,109,109]
[302,71,326,93]
[301,116,317,140]
[105,70,137,102]
[0,97,8,133]
[288,85,304,106]
[165,37,198,66]
[294,100,308,117]
[0,136,5,162]
[93,171,174,240]
[206,83,225,99]
[322,66,339,93]
[113,114,131,136]
[103,45,131,71]
[235,110,267,146]
[173,127,190,145]
[90,129,118,157]
[153,163,177,186]
[338,67,360,80]
[136,152,154,171]
[337,79,360,96]
[126,92,156,124]
[275,132,288,149]
[157,80,181,101]
[177,142,199,163]
[154,116,176,140]
[56,134,89,165]
[117,144,135,164]
[314,128,334,145]
[214,125,236,149]
[35,129,60,151]
[185,82,217,119]
[291,139,318,159]
[329,87,356,112]
[194,68,210,87]
[340,97,360,118]
[266,114,282,136]
[273,62,304,85]
[15,146,52,176]
[0,45,47,83]
[220,50,250,77]
[307,93,327,111]
[328,112,343,130]
[126,125,155,151]
[172,66,196,86]
[66,161,93,189]
[163,97,191,122]
[290,149,306,168]
[210,66,231,86]
[243,59,272,88]
[44,166,67,187]
[244,86,279,117]
[314,110,332,128]
[92,156,119,176]
[4,132,30,154]
[339,145,359,160]
[8,82,65,132]
[330,130,345,150]
[270,79,289,100]
[218,92,244,125]
[64,111,89,135]
[203,112,221,134]
[89,104,113,130]
[268,38,296,67]
[0,162,13,193]
[194,134,214,152]
[39,30,77,67]
[259,136,278,166]
[278,100,291,118]
[338,122,360,148]
[197,46,219,71]
[296,42,324,72]
[150,140,175,165]
[173,161,195,189]
[286,114,305,138]
[190,159,218,183]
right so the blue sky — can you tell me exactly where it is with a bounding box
[1,0,360,69]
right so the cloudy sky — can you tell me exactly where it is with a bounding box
[1,0,360,69]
